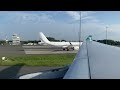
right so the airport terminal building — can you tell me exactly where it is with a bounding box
[12,34,21,45]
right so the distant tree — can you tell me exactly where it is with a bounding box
[47,37,60,42]
[0,40,6,45]
[93,40,97,41]
[47,37,55,41]
[61,40,66,42]
[21,41,28,44]
[20,40,39,45]
[97,39,120,46]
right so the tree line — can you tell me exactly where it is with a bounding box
[96,39,120,46]
[0,37,66,45]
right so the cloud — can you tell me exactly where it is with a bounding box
[0,11,105,41]
[0,11,55,24]
[109,24,120,32]
[0,11,56,40]
[80,22,120,41]
[65,11,106,40]
[66,11,96,22]
[66,11,80,20]
[104,24,120,40]
[59,11,120,41]
[1,11,120,41]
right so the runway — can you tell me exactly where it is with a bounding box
[23,45,78,55]
[0,45,25,56]
[0,45,78,56]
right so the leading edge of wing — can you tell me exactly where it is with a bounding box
[64,40,120,79]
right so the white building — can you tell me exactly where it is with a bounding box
[12,34,21,45]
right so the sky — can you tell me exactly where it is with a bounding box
[0,11,120,41]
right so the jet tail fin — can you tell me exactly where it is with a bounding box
[39,32,50,44]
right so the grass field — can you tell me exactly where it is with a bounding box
[0,54,76,67]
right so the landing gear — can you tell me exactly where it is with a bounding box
[67,48,69,51]
[63,48,69,51]
[63,47,75,51]
[72,47,74,50]
[66,47,70,51]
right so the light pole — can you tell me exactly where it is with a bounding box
[79,11,81,47]
[106,26,108,44]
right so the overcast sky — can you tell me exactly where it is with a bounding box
[0,11,120,41]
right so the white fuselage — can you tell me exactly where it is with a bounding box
[39,32,82,50]
[47,42,80,47]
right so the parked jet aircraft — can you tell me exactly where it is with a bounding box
[39,32,83,51]
[19,36,120,79]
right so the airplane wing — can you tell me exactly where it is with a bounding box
[19,39,120,79]
[64,40,120,79]
[63,40,90,79]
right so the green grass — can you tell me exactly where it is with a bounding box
[0,54,76,67]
